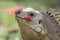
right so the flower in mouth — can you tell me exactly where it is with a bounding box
[7,7,23,15]
[24,17,32,21]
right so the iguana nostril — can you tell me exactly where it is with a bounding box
[17,11,21,14]
[16,10,21,15]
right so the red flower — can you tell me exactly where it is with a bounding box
[7,7,23,15]
[24,17,32,21]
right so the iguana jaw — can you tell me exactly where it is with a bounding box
[16,16,46,34]
[16,15,24,19]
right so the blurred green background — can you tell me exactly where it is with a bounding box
[0,0,60,40]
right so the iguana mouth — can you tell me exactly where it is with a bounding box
[16,16,24,19]
[16,15,43,33]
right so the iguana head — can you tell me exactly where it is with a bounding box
[8,7,47,35]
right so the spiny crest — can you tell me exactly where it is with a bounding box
[47,8,60,25]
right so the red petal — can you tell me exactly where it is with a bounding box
[7,9,16,15]
[15,7,22,12]
[7,7,23,15]
[24,17,31,21]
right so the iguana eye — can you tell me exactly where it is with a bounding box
[28,12,36,17]
[30,13,34,16]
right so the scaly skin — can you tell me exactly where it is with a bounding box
[47,8,60,26]
[16,17,46,40]
[15,8,60,40]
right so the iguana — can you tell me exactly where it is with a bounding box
[8,7,60,40]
